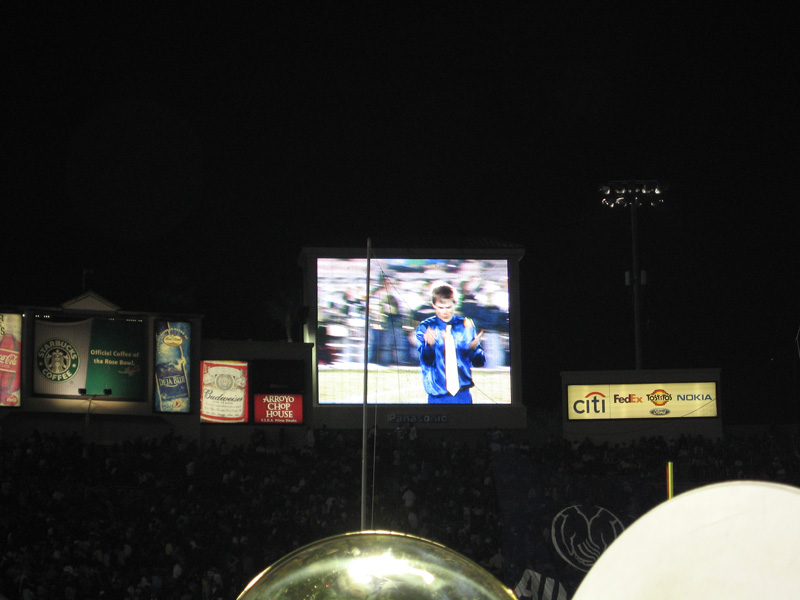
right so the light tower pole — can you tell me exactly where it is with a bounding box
[600,180,664,370]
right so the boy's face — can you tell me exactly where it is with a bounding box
[432,298,455,323]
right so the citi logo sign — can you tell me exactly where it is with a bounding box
[573,392,606,414]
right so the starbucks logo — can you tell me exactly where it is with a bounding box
[37,339,80,382]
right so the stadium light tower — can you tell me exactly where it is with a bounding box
[600,180,664,370]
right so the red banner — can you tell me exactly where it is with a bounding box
[0,314,22,407]
[254,393,303,424]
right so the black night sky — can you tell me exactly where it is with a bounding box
[5,5,798,423]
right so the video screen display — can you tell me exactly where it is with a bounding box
[316,257,513,405]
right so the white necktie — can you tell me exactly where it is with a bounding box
[444,324,459,395]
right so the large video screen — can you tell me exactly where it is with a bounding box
[316,257,513,405]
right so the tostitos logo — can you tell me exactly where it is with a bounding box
[646,388,672,407]
[36,339,80,382]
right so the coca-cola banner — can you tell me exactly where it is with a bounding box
[33,318,146,399]
[154,321,191,413]
[254,394,303,424]
[0,314,22,407]
[200,360,248,423]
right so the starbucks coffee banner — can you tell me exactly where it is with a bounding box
[34,318,146,399]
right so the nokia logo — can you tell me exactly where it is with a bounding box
[677,394,713,401]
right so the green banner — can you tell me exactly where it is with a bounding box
[84,319,146,398]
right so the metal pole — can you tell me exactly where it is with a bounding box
[631,198,643,369]
[361,238,372,530]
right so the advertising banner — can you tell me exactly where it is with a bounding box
[254,394,303,424]
[33,318,146,398]
[0,314,22,407]
[154,321,191,413]
[200,360,248,423]
[567,381,718,420]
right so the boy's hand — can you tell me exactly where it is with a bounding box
[469,330,485,351]
[423,327,438,346]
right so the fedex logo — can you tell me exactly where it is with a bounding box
[573,392,607,414]
[613,394,643,403]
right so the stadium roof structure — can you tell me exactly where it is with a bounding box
[61,291,120,313]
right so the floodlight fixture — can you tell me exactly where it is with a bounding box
[600,180,664,208]
[599,179,665,369]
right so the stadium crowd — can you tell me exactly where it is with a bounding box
[1,423,798,599]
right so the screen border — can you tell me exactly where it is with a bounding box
[300,246,527,429]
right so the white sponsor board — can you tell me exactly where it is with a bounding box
[567,381,717,420]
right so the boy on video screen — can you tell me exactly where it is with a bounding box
[415,283,485,404]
